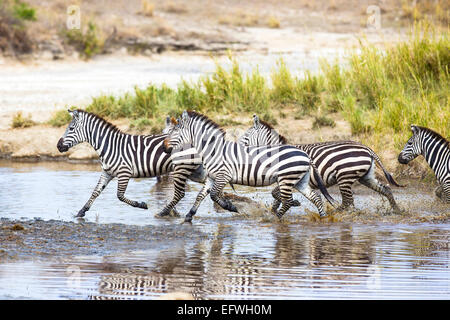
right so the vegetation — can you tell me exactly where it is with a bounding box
[11,0,36,21]
[0,0,36,55]
[11,111,35,128]
[63,21,104,59]
[48,22,449,157]
[47,109,73,127]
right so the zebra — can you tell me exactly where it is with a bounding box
[238,114,402,213]
[398,125,450,203]
[162,110,337,222]
[56,109,205,217]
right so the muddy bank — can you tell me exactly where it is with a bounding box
[1,195,449,264]
[0,218,209,262]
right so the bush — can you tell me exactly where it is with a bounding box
[12,0,36,21]
[0,0,35,55]
[64,21,104,59]
[11,111,35,128]
[47,109,72,127]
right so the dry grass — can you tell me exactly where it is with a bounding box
[11,112,36,129]
[139,0,155,17]
[163,1,189,14]
[267,16,281,28]
[218,10,259,27]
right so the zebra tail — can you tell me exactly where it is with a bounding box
[369,150,405,187]
[312,164,338,208]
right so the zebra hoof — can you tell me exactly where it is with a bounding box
[184,215,193,223]
[171,208,181,217]
[226,203,238,213]
[139,202,148,209]
[76,209,86,217]
[275,212,284,220]
[291,200,301,207]
[156,209,170,217]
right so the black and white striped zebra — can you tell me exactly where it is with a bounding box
[56,109,205,217]
[163,110,337,222]
[398,125,450,203]
[239,114,402,213]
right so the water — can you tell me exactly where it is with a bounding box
[0,160,449,299]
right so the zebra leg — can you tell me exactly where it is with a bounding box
[335,181,355,211]
[359,166,401,213]
[185,181,211,223]
[210,174,238,213]
[274,183,296,219]
[271,186,300,213]
[116,171,148,209]
[434,184,443,200]
[294,171,328,217]
[77,171,113,217]
[156,167,189,217]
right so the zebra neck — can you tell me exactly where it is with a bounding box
[423,138,450,181]
[193,129,226,161]
[88,126,125,160]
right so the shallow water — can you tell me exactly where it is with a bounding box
[0,160,449,299]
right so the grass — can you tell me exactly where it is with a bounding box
[139,0,155,17]
[11,112,35,128]
[12,0,36,21]
[48,22,449,173]
[47,109,73,127]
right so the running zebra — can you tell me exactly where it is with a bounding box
[163,110,337,222]
[398,125,450,203]
[57,109,205,217]
[239,115,402,212]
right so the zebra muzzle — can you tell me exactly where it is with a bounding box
[162,140,173,154]
[57,138,69,152]
[397,154,409,164]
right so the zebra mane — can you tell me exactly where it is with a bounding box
[257,119,289,144]
[417,126,449,148]
[77,110,123,134]
[186,110,226,136]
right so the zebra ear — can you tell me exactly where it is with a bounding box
[165,116,171,126]
[68,109,79,118]
[182,110,189,122]
[411,125,419,134]
[253,114,260,128]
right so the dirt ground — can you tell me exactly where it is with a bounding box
[21,0,419,59]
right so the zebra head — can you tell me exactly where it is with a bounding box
[398,125,423,164]
[162,113,186,155]
[57,109,85,152]
[238,114,286,147]
[163,110,223,155]
[162,116,177,134]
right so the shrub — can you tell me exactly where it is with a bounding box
[64,21,104,59]
[11,111,35,128]
[12,0,36,21]
[47,109,72,127]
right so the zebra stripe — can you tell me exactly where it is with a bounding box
[163,110,336,222]
[239,114,401,212]
[399,125,450,202]
[57,109,204,217]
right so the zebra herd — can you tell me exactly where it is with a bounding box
[56,109,449,222]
